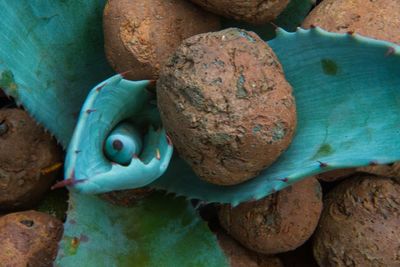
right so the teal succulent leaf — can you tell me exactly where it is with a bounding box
[153,28,400,205]
[56,192,228,267]
[0,0,113,147]
[65,75,173,194]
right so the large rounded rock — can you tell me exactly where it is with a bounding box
[190,0,290,25]
[302,0,400,45]
[0,211,63,267]
[217,231,283,267]
[0,109,63,210]
[218,177,322,254]
[157,28,296,185]
[313,175,400,266]
[103,0,220,80]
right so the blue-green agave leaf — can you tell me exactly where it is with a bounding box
[0,0,112,147]
[221,0,316,40]
[64,75,173,194]
[56,192,228,267]
[152,28,400,205]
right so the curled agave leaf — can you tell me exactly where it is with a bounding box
[62,75,173,194]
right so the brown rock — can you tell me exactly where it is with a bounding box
[103,0,220,80]
[218,177,322,254]
[313,175,400,267]
[217,230,283,267]
[0,210,63,267]
[190,0,290,25]
[101,187,154,207]
[157,28,296,185]
[358,162,400,183]
[302,0,400,45]
[316,168,356,182]
[0,109,63,211]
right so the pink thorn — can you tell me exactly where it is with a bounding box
[51,178,76,190]
[119,70,133,79]
[166,134,173,146]
[86,109,96,114]
[318,161,328,168]
[148,80,157,87]
[96,83,107,92]
[385,47,395,57]
[269,21,278,29]
[51,171,87,190]
[369,160,379,166]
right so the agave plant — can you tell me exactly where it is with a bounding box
[1,0,400,266]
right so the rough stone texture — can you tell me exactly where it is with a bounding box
[157,28,296,185]
[190,0,290,25]
[302,0,400,45]
[0,109,63,211]
[218,177,322,254]
[101,187,154,207]
[316,168,356,182]
[313,175,400,267]
[103,0,220,80]
[0,211,63,267]
[217,230,283,267]
[358,162,400,183]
